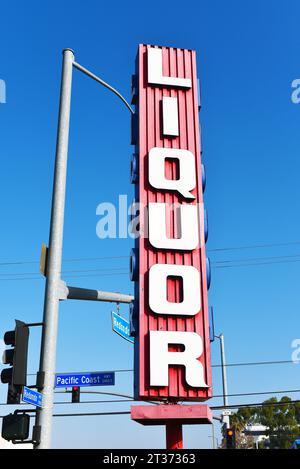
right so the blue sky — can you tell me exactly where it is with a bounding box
[1,0,300,448]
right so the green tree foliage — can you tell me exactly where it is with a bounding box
[258,397,299,449]
[228,407,258,449]
[229,397,300,449]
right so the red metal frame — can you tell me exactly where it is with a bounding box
[166,423,183,450]
[133,44,212,401]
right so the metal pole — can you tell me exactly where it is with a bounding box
[219,333,230,429]
[166,422,183,449]
[34,48,74,449]
[211,421,216,449]
[73,61,134,114]
[66,285,133,304]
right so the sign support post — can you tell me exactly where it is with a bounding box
[166,422,183,450]
[130,44,213,448]
[131,404,212,448]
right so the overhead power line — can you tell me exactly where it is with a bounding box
[27,369,133,377]
[210,400,300,411]
[0,271,129,281]
[2,253,300,277]
[27,358,300,376]
[47,387,300,401]
[58,387,300,401]
[2,399,300,419]
[213,388,300,399]
[208,241,300,252]
[0,399,135,407]
[2,387,299,407]
[0,411,131,419]
[0,254,129,266]
[2,386,299,408]
[0,240,299,267]
[214,258,300,269]
[53,411,131,418]
[212,359,300,368]
[213,254,300,264]
[1,256,300,281]
[0,267,128,277]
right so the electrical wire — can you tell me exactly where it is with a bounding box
[214,259,300,269]
[1,387,300,408]
[208,241,300,252]
[210,400,300,410]
[47,387,300,400]
[0,399,135,406]
[0,255,129,267]
[1,256,300,280]
[27,369,133,377]
[54,411,130,417]
[0,272,129,281]
[0,411,131,419]
[212,389,300,399]
[2,253,300,277]
[212,359,300,368]
[0,267,129,277]
[213,254,300,264]
[0,240,299,267]
[26,359,300,377]
[2,399,300,418]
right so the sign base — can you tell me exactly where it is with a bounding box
[131,404,212,449]
[131,403,212,426]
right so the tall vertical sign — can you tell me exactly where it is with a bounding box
[130,44,212,401]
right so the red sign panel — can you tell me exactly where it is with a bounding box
[131,44,212,401]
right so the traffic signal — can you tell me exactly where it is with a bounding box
[72,386,80,403]
[1,320,29,404]
[225,428,236,449]
[2,413,30,441]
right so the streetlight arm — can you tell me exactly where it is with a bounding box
[73,61,134,115]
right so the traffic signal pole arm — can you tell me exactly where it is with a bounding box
[34,49,134,450]
[56,280,133,303]
[66,285,133,304]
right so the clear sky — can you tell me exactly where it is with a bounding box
[0,0,300,449]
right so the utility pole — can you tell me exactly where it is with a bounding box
[34,48,74,449]
[211,421,216,449]
[34,49,134,449]
[215,333,230,429]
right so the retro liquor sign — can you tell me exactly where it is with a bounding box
[130,44,212,401]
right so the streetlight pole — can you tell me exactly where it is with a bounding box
[211,421,216,449]
[34,48,74,449]
[215,333,230,429]
[34,49,133,449]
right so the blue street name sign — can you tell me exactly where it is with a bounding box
[22,386,43,408]
[55,372,115,388]
[111,311,134,343]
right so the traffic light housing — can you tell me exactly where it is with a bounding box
[225,428,236,449]
[1,320,29,404]
[2,413,30,441]
[72,386,80,403]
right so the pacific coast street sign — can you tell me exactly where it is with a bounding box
[130,45,212,401]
